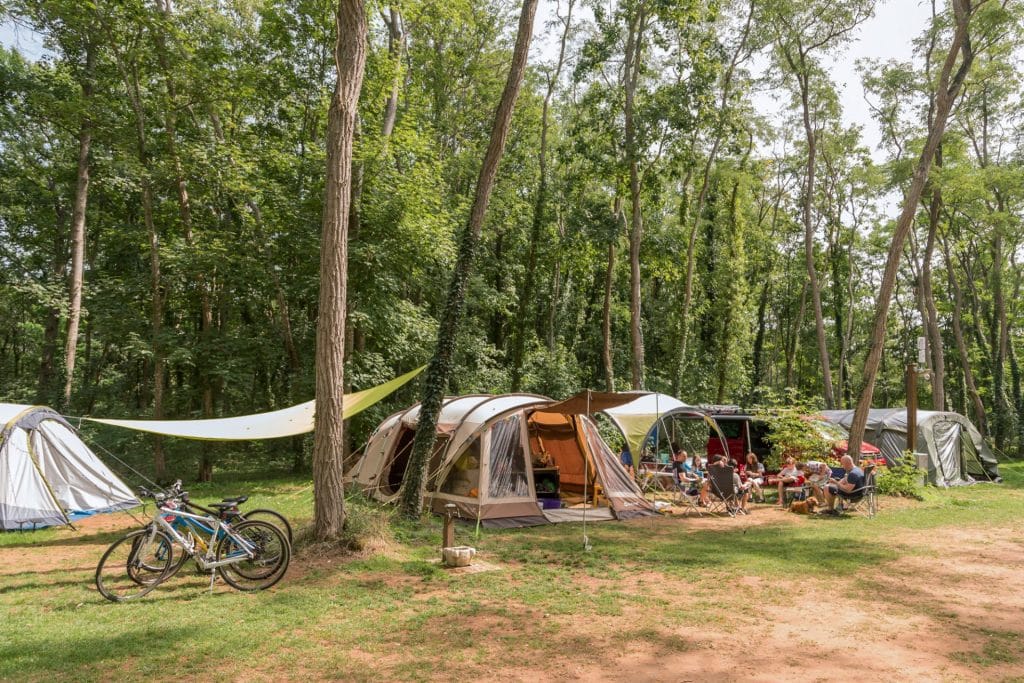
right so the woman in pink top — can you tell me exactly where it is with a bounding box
[776,456,802,508]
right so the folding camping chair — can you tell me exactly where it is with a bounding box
[707,465,742,517]
[672,473,704,517]
[836,464,877,517]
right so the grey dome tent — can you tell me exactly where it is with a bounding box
[819,408,1000,487]
[1,404,139,530]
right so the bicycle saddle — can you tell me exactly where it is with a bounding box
[210,501,240,510]
[221,496,249,504]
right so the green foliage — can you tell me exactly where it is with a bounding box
[754,408,832,470]
[877,451,924,499]
[0,0,1022,482]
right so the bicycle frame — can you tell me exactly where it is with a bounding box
[147,504,258,571]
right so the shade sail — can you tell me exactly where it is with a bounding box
[85,366,424,440]
[541,391,642,416]
[601,392,688,457]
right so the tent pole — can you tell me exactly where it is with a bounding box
[582,390,591,552]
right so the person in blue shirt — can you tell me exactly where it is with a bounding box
[671,444,704,504]
[619,445,634,477]
[823,455,865,513]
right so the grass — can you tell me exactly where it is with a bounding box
[0,462,1022,681]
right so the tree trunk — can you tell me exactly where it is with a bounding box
[39,181,67,403]
[510,0,574,390]
[116,38,168,481]
[380,6,404,142]
[922,154,946,410]
[942,234,987,435]
[546,212,565,353]
[62,44,95,408]
[797,72,835,409]
[399,0,539,518]
[602,238,616,393]
[623,6,647,390]
[311,0,368,541]
[676,0,753,389]
[751,278,770,392]
[786,281,808,389]
[847,0,979,456]
[990,226,1010,448]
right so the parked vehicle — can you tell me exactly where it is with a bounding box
[699,405,883,466]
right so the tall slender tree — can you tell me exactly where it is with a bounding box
[847,0,986,456]
[400,0,539,518]
[768,0,873,409]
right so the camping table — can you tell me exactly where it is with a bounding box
[637,463,676,493]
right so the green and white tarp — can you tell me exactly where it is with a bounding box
[1,404,139,530]
[86,366,424,440]
[601,392,724,467]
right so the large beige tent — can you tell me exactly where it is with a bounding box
[1,404,139,530]
[351,393,656,527]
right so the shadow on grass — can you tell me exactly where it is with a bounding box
[0,528,127,550]
[0,624,204,679]
[488,518,897,580]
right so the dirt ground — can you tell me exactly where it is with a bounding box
[4,506,1023,682]
[575,537,1020,681]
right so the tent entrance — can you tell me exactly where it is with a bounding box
[527,411,605,508]
[380,428,450,497]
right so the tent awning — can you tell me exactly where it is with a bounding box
[85,366,424,440]
[541,391,641,416]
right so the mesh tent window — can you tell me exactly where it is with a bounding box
[488,415,529,499]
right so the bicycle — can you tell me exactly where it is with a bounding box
[95,486,290,602]
[208,495,293,545]
[157,480,293,545]
[147,482,293,580]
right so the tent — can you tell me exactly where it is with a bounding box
[1,404,139,530]
[819,408,1000,487]
[351,392,656,527]
[601,392,726,466]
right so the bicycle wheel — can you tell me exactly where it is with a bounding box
[96,528,174,602]
[216,520,290,591]
[238,508,293,545]
[126,526,186,585]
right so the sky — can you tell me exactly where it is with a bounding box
[814,0,933,157]
[3,0,934,158]
[530,0,934,160]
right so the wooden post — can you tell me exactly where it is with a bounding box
[442,503,456,548]
[906,363,917,454]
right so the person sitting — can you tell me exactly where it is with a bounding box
[744,452,765,503]
[776,456,804,509]
[806,462,832,504]
[671,445,702,502]
[823,455,865,514]
[685,453,709,505]
[619,445,634,477]
[706,453,750,513]
[698,453,725,505]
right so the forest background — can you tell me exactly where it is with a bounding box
[1,0,1021,482]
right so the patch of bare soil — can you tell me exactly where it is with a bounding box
[0,510,140,577]
[490,520,1024,682]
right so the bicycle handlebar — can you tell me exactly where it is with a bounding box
[137,479,188,505]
